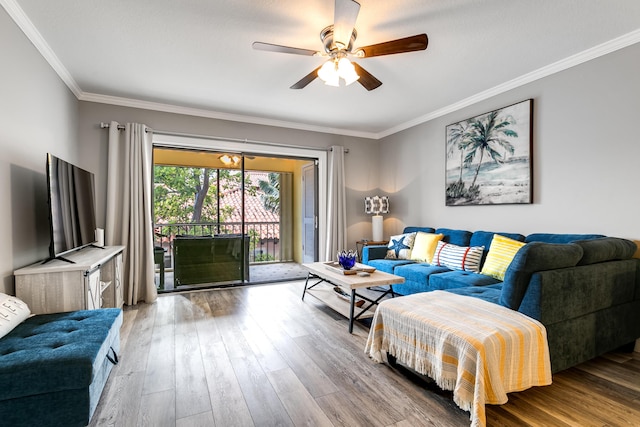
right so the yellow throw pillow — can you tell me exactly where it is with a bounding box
[410,232,444,263]
[481,234,526,280]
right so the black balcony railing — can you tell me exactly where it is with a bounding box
[154,221,281,265]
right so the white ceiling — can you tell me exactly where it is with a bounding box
[5,0,640,138]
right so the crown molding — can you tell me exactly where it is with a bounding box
[379,29,640,139]
[78,92,379,139]
[1,0,82,97]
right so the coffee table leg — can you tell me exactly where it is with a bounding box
[349,289,356,333]
[302,272,311,300]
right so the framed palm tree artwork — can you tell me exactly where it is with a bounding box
[445,99,533,206]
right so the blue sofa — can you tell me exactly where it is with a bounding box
[362,227,640,372]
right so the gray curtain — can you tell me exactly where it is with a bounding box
[105,121,157,305]
[325,146,347,260]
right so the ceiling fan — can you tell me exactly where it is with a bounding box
[252,0,428,91]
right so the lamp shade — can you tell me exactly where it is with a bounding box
[365,195,389,241]
[364,196,390,215]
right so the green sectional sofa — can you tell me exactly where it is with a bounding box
[362,227,640,372]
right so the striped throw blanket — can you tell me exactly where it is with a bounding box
[365,291,552,427]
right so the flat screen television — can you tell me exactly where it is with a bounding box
[46,153,97,262]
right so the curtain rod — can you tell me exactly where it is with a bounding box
[99,122,348,153]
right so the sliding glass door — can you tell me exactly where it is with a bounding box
[153,149,246,290]
[152,147,315,291]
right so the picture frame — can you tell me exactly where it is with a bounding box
[445,99,533,206]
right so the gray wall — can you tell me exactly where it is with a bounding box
[0,8,79,294]
[378,42,640,248]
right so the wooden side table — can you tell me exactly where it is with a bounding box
[356,240,389,261]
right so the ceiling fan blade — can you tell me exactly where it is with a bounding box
[290,66,322,89]
[333,0,360,49]
[352,62,382,91]
[252,42,319,56]
[357,34,428,58]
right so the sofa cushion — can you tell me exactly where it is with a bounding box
[410,232,444,263]
[386,232,417,260]
[499,242,584,310]
[0,308,122,401]
[433,241,484,272]
[435,228,472,246]
[445,284,503,305]
[524,233,605,243]
[393,263,451,288]
[481,234,526,281]
[367,258,414,274]
[429,270,502,289]
[573,237,637,265]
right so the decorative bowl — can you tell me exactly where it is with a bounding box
[337,250,357,270]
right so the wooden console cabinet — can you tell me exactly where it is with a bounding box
[14,245,125,315]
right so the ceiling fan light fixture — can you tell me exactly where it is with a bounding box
[337,57,359,85]
[318,60,336,82]
[318,57,359,87]
[324,72,340,87]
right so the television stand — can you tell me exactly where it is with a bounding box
[14,246,125,314]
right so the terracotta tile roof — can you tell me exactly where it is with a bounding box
[219,172,280,239]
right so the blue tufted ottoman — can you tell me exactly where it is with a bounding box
[0,308,122,427]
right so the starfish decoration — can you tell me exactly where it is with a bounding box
[389,236,410,258]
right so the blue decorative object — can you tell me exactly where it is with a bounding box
[337,250,357,270]
[389,236,410,258]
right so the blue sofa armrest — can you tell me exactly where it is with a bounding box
[362,245,388,263]
[500,242,583,310]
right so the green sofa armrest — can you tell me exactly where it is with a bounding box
[500,242,583,310]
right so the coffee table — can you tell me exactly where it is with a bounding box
[302,262,405,333]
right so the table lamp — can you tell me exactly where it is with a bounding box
[364,196,389,242]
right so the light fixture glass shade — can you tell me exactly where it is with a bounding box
[337,57,360,85]
[219,154,241,166]
[324,73,340,87]
[318,61,335,81]
[318,57,360,87]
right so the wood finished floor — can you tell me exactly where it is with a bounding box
[90,281,640,427]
